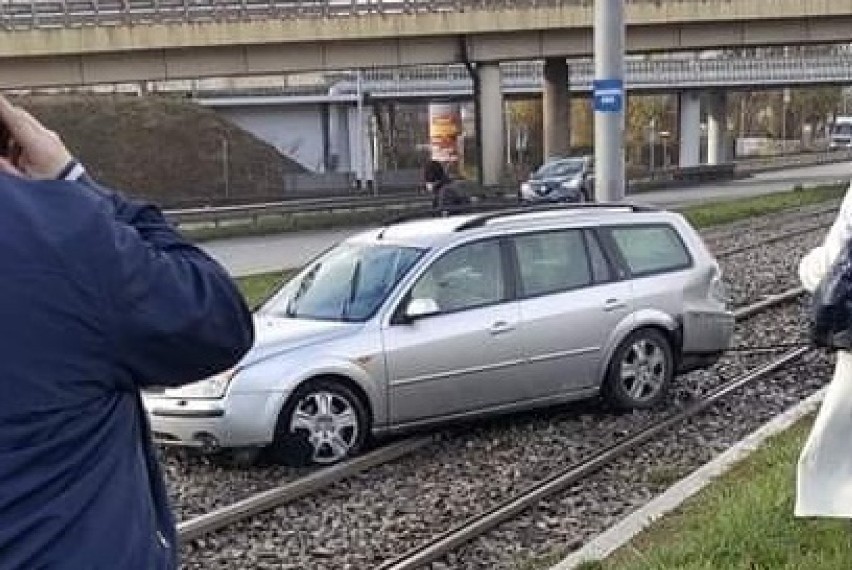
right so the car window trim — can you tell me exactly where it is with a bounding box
[582,229,617,285]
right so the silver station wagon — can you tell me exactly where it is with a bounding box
[143,204,734,465]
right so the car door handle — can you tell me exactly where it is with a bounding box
[489,321,516,335]
[603,298,627,312]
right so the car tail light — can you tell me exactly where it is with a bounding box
[709,268,729,305]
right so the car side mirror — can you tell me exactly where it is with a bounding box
[405,298,440,321]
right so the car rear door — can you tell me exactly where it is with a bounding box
[513,228,632,397]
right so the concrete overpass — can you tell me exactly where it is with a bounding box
[3,0,852,89]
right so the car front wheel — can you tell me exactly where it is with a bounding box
[603,328,674,409]
[268,379,369,466]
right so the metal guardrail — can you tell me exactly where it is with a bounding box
[162,150,852,228]
[164,194,436,226]
[0,0,726,30]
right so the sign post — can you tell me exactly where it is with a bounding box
[593,0,626,202]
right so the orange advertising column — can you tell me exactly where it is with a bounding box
[429,102,462,166]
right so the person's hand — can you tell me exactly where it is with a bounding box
[0,95,73,180]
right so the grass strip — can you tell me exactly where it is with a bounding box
[680,184,845,229]
[557,415,852,570]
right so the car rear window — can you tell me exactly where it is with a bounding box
[609,224,692,276]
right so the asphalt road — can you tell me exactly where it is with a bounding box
[199,161,852,277]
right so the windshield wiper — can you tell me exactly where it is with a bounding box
[340,260,362,320]
[285,264,321,317]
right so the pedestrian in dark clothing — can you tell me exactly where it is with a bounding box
[422,159,470,213]
[0,97,254,569]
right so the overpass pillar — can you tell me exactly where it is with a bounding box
[478,62,505,188]
[329,104,351,172]
[707,90,730,164]
[678,91,701,168]
[543,58,571,160]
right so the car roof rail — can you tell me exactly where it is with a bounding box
[376,202,517,238]
[453,202,660,232]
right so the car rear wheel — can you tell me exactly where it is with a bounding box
[268,379,369,466]
[603,328,674,409]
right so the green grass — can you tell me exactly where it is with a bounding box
[235,270,294,308]
[535,416,852,570]
[680,184,846,229]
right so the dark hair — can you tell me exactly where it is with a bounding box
[422,160,449,184]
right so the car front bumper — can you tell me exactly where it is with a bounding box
[143,391,287,452]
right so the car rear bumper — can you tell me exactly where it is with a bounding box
[681,310,735,354]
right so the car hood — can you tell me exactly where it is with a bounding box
[241,314,362,366]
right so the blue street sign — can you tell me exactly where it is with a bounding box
[593,79,624,113]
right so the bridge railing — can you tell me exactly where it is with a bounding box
[346,54,852,96]
[0,0,721,30]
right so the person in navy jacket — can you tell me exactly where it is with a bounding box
[0,97,254,568]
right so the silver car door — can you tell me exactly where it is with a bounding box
[514,229,632,396]
[382,238,525,425]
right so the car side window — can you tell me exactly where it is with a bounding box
[409,239,505,314]
[609,225,692,276]
[513,229,592,297]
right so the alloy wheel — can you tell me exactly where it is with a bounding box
[289,391,360,464]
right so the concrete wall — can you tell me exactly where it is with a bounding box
[214,102,377,179]
[216,104,328,172]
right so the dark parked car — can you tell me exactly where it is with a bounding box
[519,156,594,204]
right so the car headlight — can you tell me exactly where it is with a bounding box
[164,368,237,399]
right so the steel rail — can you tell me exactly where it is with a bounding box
[714,221,834,259]
[177,435,435,542]
[377,346,810,570]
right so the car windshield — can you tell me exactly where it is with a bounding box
[533,160,584,179]
[261,242,425,322]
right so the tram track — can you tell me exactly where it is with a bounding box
[176,286,811,552]
[376,347,809,570]
[179,299,819,569]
